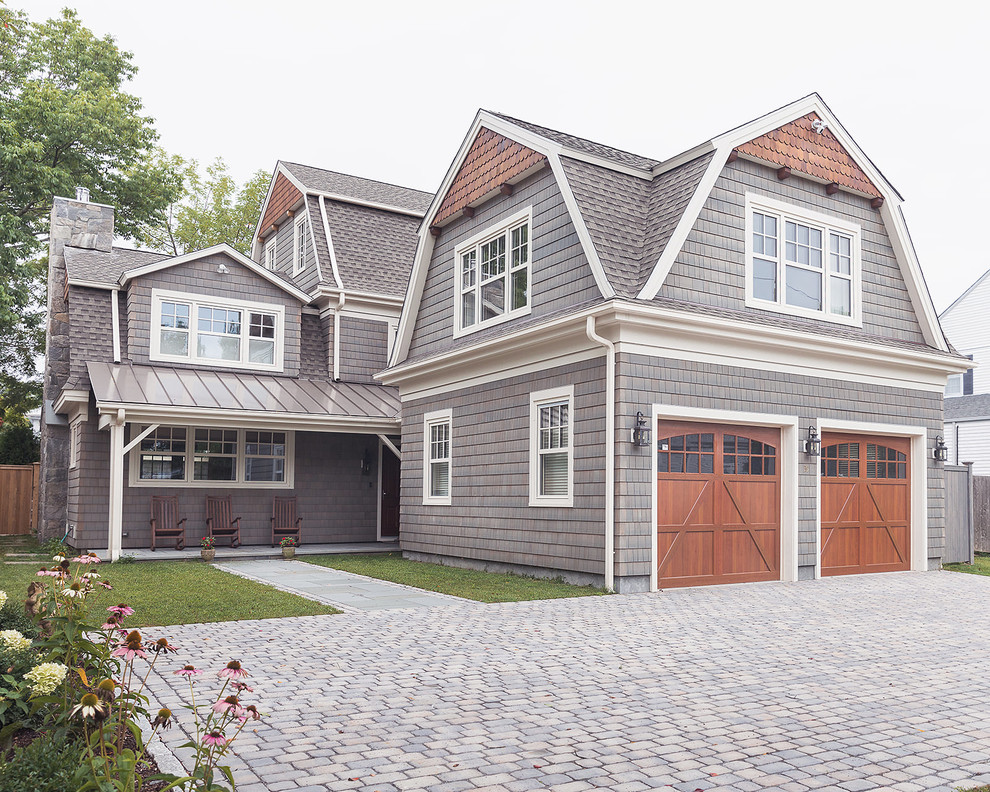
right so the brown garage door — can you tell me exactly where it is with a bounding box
[657,421,780,588]
[820,433,910,576]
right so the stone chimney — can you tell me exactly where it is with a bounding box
[38,192,115,541]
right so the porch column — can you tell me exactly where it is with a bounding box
[107,409,125,561]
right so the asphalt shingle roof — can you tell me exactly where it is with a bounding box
[281,162,433,214]
[63,246,170,285]
[945,395,990,421]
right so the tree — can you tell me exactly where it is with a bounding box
[0,423,39,465]
[0,6,182,413]
[137,158,270,257]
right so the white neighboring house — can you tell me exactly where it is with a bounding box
[940,271,986,471]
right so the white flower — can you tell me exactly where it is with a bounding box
[62,586,85,599]
[0,630,31,651]
[52,555,65,563]
[24,662,68,695]
[0,590,7,610]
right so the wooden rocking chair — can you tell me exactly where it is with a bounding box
[271,497,302,547]
[150,496,186,551]
[206,495,241,548]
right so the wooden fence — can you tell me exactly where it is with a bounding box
[0,463,39,536]
[944,464,974,564]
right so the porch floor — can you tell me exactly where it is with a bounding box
[98,541,400,563]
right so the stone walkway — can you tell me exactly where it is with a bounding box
[144,571,990,791]
[216,559,470,612]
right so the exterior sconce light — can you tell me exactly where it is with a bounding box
[933,435,948,462]
[803,426,821,457]
[631,411,652,447]
[216,263,230,275]
[361,448,373,475]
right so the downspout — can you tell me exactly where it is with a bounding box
[586,316,615,592]
[333,292,346,381]
[110,288,121,363]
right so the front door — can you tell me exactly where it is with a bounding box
[380,448,400,539]
[820,433,910,576]
[657,421,781,588]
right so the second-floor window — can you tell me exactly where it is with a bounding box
[745,194,862,326]
[151,289,284,371]
[293,216,309,275]
[454,207,532,335]
[264,238,276,270]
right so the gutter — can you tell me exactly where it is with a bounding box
[585,316,615,592]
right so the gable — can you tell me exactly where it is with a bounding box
[734,113,881,198]
[259,172,304,239]
[433,128,547,226]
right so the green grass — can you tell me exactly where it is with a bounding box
[303,552,609,603]
[943,552,990,577]
[0,560,339,626]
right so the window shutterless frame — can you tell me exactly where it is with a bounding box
[264,238,276,271]
[150,288,285,372]
[452,206,533,338]
[422,409,452,505]
[529,385,574,507]
[128,425,294,488]
[744,193,863,327]
[293,215,309,275]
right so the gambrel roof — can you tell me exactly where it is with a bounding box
[391,93,950,365]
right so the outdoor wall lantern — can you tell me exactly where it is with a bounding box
[631,411,652,447]
[360,448,373,475]
[933,435,948,462]
[803,426,821,457]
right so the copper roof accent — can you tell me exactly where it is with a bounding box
[434,127,547,225]
[733,113,881,198]
[259,172,303,237]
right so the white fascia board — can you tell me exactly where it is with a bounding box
[309,190,425,218]
[612,302,969,390]
[93,402,400,434]
[941,268,990,319]
[66,278,116,290]
[250,167,281,258]
[54,389,91,414]
[651,141,716,177]
[118,243,312,303]
[389,229,435,366]
[318,196,344,289]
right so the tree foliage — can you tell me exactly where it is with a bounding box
[0,6,182,414]
[0,422,39,464]
[137,158,270,257]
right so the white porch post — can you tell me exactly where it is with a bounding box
[108,408,125,562]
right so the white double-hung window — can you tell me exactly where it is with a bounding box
[263,238,276,270]
[454,207,532,335]
[745,194,862,326]
[151,289,284,371]
[423,409,452,505]
[293,216,309,274]
[530,386,574,507]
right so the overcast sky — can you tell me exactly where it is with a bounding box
[26,0,989,313]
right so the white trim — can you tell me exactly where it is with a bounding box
[452,206,534,338]
[263,237,276,271]
[53,389,90,415]
[528,385,575,508]
[376,439,383,541]
[119,243,311,303]
[649,404,801,592]
[110,288,121,363]
[744,193,863,327]
[150,288,285,373]
[69,416,83,469]
[250,168,285,259]
[293,214,308,275]
[422,408,452,505]
[128,425,295,489]
[65,278,118,291]
[304,199,325,284]
[378,433,401,457]
[389,229,436,366]
[816,419,929,574]
[305,188,426,218]
[318,195,344,289]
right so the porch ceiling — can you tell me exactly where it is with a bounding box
[86,362,400,432]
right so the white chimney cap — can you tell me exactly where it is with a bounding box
[75,186,90,202]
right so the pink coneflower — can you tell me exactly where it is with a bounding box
[231,681,253,693]
[99,581,113,590]
[147,637,179,654]
[218,660,248,679]
[36,568,61,577]
[62,583,85,598]
[174,665,203,677]
[202,730,230,748]
[71,553,101,565]
[107,604,134,617]
[239,704,262,722]
[112,631,146,661]
[211,695,245,718]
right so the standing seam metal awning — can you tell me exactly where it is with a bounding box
[87,363,400,431]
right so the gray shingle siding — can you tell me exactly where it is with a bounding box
[614,352,944,579]
[656,157,926,344]
[299,311,329,380]
[124,252,303,377]
[407,167,601,360]
[66,286,115,390]
[71,429,380,549]
[401,357,607,576]
[338,317,388,383]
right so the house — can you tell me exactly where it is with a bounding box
[379,94,970,592]
[38,163,432,559]
[938,273,988,471]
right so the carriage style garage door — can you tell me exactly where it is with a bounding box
[820,433,911,576]
[656,421,780,588]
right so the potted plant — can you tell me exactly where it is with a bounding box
[200,536,216,562]
[279,536,297,559]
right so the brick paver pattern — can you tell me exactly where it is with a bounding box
[144,571,990,792]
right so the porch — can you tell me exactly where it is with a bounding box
[94,540,400,563]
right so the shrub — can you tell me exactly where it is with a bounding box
[0,599,35,639]
[0,425,38,465]
[0,732,81,792]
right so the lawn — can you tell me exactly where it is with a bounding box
[943,552,990,577]
[303,552,609,602]
[0,559,339,626]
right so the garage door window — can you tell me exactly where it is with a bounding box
[822,442,860,477]
[658,432,775,475]
[867,444,906,479]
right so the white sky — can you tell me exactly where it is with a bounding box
[25,0,990,313]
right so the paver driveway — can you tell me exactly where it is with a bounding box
[145,571,990,792]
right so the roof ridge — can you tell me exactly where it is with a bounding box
[279,160,433,197]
